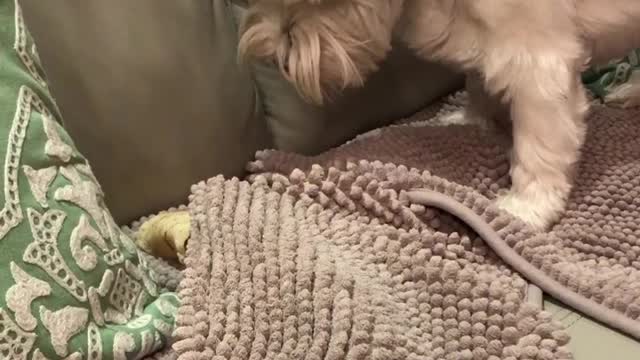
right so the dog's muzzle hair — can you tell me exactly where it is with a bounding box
[238,0,403,105]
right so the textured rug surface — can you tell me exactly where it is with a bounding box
[169,95,640,360]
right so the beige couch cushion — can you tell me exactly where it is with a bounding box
[21,0,269,223]
[22,0,461,223]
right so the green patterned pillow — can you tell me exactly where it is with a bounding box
[0,1,178,359]
[583,48,640,102]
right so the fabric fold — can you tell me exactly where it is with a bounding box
[168,95,640,359]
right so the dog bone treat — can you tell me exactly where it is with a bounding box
[136,211,191,262]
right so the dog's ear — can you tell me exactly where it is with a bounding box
[283,0,402,105]
[239,0,401,105]
[238,6,360,105]
[283,19,371,104]
[237,6,288,66]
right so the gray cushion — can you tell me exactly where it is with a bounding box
[21,0,269,223]
[22,0,462,223]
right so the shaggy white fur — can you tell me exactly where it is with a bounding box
[238,0,640,229]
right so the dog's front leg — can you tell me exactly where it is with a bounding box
[494,64,589,230]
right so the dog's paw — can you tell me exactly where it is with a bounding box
[495,188,566,231]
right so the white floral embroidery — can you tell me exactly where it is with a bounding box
[22,209,87,301]
[0,308,36,360]
[154,296,178,317]
[87,323,102,360]
[31,43,39,61]
[0,86,48,239]
[119,225,136,239]
[13,0,46,87]
[104,248,125,266]
[98,269,115,295]
[32,349,48,360]
[88,270,115,326]
[113,332,135,360]
[160,292,180,304]
[32,349,82,360]
[6,262,51,331]
[124,260,139,278]
[126,314,152,330]
[22,165,56,208]
[42,115,73,163]
[140,271,158,297]
[70,214,110,271]
[104,210,122,249]
[126,259,158,297]
[134,291,148,317]
[147,266,160,284]
[104,308,128,325]
[152,319,173,338]
[56,166,107,235]
[75,163,104,198]
[39,306,89,357]
[138,330,159,358]
[109,268,143,321]
[87,288,105,327]
[153,331,163,353]
[120,233,139,255]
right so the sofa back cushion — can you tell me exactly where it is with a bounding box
[22,0,462,222]
[20,0,269,223]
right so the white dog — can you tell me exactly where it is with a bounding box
[238,0,640,230]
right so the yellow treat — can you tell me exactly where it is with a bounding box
[136,211,190,261]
